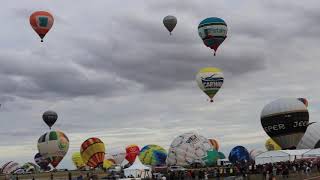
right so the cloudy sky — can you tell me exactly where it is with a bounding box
[0,0,319,169]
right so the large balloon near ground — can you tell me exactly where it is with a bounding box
[203,149,219,166]
[261,98,309,149]
[42,111,58,129]
[109,148,126,165]
[29,11,54,42]
[265,138,281,151]
[228,146,250,164]
[249,149,263,161]
[37,131,69,168]
[125,144,140,164]
[297,123,320,149]
[139,145,167,166]
[71,152,86,169]
[166,132,213,166]
[80,137,105,168]
[198,17,227,56]
[1,161,20,174]
[163,15,177,35]
[196,67,224,102]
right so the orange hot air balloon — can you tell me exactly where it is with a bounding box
[208,139,220,151]
[125,144,140,164]
[80,137,105,168]
[29,11,54,42]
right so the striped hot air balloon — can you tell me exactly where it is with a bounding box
[208,139,220,151]
[80,137,105,168]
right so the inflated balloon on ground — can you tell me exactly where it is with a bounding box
[80,137,105,168]
[139,144,167,166]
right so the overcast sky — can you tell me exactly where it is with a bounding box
[0,0,319,169]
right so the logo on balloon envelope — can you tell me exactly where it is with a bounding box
[38,17,49,27]
[201,75,223,89]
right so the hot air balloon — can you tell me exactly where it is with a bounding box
[208,139,219,150]
[72,152,86,169]
[29,11,54,42]
[125,144,140,164]
[139,145,167,166]
[265,138,281,151]
[22,162,40,173]
[42,111,58,129]
[297,122,320,149]
[163,15,177,35]
[261,98,309,149]
[166,132,213,166]
[218,152,226,159]
[196,67,224,102]
[298,98,308,107]
[202,149,219,166]
[1,161,20,174]
[37,130,69,168]
[109,148,126,165]
[198,17,227,56]
[80,137,105,168]
[34,153,51,170]
[103,159,114,169]
[249,149,263,161]
[228,146,250,164]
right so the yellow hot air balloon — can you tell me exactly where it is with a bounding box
[71,152,85,169]
[103,159,114,169]
[265,138,281,151]
[80,137,105,168]
[196,67,224,102]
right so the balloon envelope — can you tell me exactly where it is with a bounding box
[109,148,126,165]
[249,149,263,161]
[80,137,105,168]
[208,139,219,150]
[198,17,227,55]
[218,152,226,159]
[163,15,177,34]
[166,132,213,166]
[139,144,167,166]
[297,98,308,107]
[196,67,224,102]
[261,98,309,149]
[37,131,69,168]
[202,150,219,166]
[1,161,20,174]
[228,146,250,164]
[125,144,140,164]
[71,152,86,169]
[42,110,58,129]
[265,138,281,151]
[29,11,54,42]
[297,123,320,149]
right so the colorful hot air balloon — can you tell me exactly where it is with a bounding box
[196,67,224,102]
[103,159,114,169]
[125,144,140,164]
[208,139,219,150]
[80,137,105,168]
[29,11,54,42]
[261,98,309,149]
[37,131,69,168]
[139,145,167,166]
[166,132,213,167]
[228,146,250,164]
[265,138,281,151]
[163,15,177,35]
[198,17,227,56]
[34,153,51,170]
[202,149,219,166]
[298,98,308,107]
[297,122,320,149]
[1,161,20,174]
[42,111,58,129]
[71,152,86,169]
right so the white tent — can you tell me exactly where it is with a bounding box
[255,149,310,165]
[124,157,152,178]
